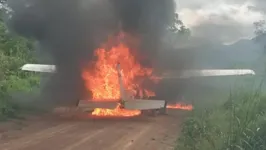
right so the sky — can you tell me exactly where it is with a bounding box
[176,0,266,43]
[1,1,265,44]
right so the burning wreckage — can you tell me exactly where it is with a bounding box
[7,0,255,118]
[21,49,255,118]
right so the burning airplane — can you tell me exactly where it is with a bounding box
[20,33,255,117]
[6,0,256,117]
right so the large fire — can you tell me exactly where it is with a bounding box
[82,43,157,101]
[82,33,193,117]
[82,33,158,117]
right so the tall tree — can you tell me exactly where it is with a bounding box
[168,13,190,36]
[254,20,266,36]
[163,13,191,47]
[254,20,266,53]
[0,0,38,119]
[0,0,6,4]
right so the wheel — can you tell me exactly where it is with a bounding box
[160,101,168,115]
[151,109,160,117]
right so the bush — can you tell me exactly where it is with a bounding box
[0,15,39,120]
[176,85,266,150]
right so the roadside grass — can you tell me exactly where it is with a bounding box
[176,77,266,150]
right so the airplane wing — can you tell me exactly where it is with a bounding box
[21,64,56,73]
[21,64,255,111]
[21,64,256,78]
[162,69,256,79]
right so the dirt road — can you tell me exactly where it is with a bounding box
[0,111,183,150]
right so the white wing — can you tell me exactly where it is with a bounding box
[21,64,56,73]
[163,69,255,78]
[21,64,256,78]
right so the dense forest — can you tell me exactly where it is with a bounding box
[0,8,39,120]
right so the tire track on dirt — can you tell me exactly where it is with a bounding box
[125,116,180,150]
[61,122,122,150]
[23,121,119,150]
[0,119,62,142]
[1,123,80,150]
[109,122,153,150]
[66,121,149,150]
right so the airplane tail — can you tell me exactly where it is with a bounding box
[116,63,130,102]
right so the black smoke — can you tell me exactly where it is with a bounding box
[5,0,176,106]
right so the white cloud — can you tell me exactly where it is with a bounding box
[175,0,265,42]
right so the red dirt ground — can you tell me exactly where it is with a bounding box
[0,110,184,150]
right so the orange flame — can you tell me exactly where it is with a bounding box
[82,33,157,117]
[82,44,157,101]
[167,103,193,111]
[91,103,141,117]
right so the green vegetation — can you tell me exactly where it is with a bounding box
[176,78,266,150]
[176,19,266,150]
[0,12,39,121]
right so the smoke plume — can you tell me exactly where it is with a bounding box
[5,0,176,106]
